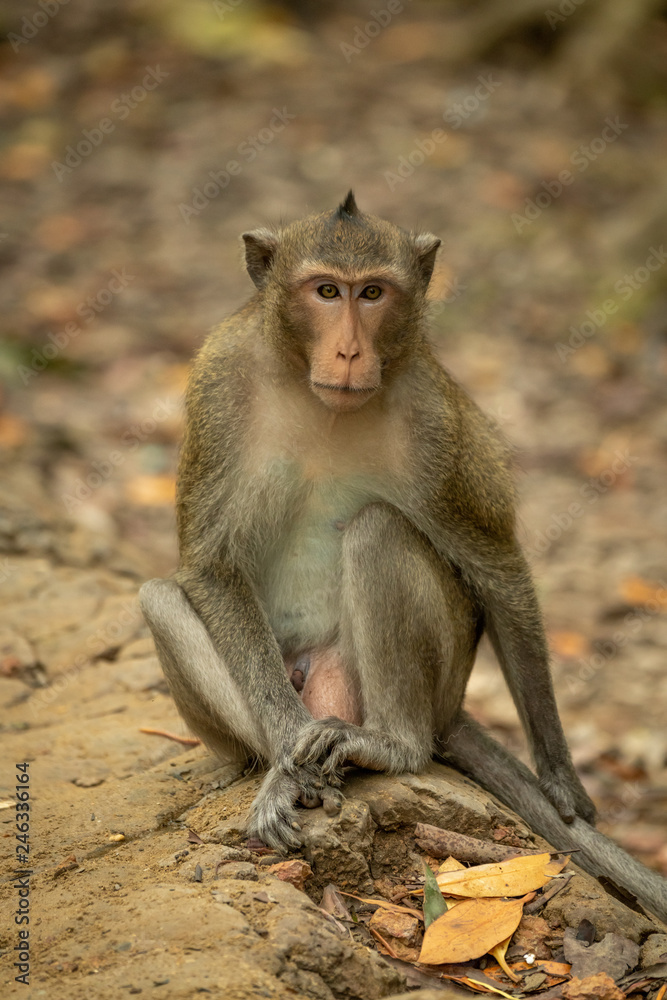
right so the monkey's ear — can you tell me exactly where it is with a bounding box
[413,233,441,287]
[242,228,279,288]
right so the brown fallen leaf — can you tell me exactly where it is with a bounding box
[0,414,28,448]
[619,575,667,609]
[435,852,569,898]
[550,630,590,659]
[561,971,625,1000]
[320,884,351,921]
[187,828,205,844]
[484,957,571,987]
[125,475,176,506]
[419,894,531,965]
[563,928,639,982]
[340,891,423,921]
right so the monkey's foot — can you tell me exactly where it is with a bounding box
[247,761,342,850]
[293,717,427,779]
[539,766,596,825]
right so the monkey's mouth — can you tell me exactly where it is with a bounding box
[310,380,379,411]
[311,381,378,394]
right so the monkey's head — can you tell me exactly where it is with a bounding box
[242,192,440,412]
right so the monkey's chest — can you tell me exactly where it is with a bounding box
[254,473,382,650]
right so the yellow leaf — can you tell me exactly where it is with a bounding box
[619,575,667,610]
[465,979,517,998]
[550,630,589,659]
[419,896,525,965]
[339,891,422,921]
[437,855,467,873]
[435,852,565,898]
[490,934,521,982]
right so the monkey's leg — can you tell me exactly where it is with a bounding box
[141,579,342,848]
[293,502,479,778]
[443,712,667,923]
[140,579,268,763]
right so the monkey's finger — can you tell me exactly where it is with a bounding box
[299,789,322,809]
[293,721,349,766]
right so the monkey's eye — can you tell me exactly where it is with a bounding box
[361,285,382,300]
[318,284,340,299]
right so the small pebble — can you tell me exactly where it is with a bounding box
[215,861,258,881]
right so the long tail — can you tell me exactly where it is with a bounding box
[442,711,667,923]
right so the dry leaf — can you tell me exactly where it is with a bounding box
[435,852,568,898]
[125,475,176,506]
[490,934,521,982]
[486,959,571,977]
[419,895,528,964]
[619,575,667,609]
[437,856,467,873]
[550,630,590,659]
[340,891,422,921]
[320,885,351,921]
[0,415,28,448]
[563,928,639,981]
[464,978,517,998]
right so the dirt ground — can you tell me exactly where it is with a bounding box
[1,1,667,997]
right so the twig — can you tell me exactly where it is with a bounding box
[370,926,399,959]
[524,873,574,914]
[415,823,548,863]
[139,727,201,745]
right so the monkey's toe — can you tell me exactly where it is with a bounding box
[540,770,596,827]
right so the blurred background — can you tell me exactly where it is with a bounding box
[1,0,666,870]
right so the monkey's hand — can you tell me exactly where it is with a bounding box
[293,717,427,780]
[247,757,343,851]
[539,765,596,825]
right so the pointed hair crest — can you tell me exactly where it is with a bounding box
[335,190,360,220]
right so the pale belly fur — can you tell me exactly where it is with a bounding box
[256,472,381,652]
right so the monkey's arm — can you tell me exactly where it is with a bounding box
[474,544,595,824]
[167,333,341,846]
[419,373,595,824]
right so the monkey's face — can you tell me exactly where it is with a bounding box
[242,193,441,412]
[287,269,398,412]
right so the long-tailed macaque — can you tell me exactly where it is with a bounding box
[141,193,667,921]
